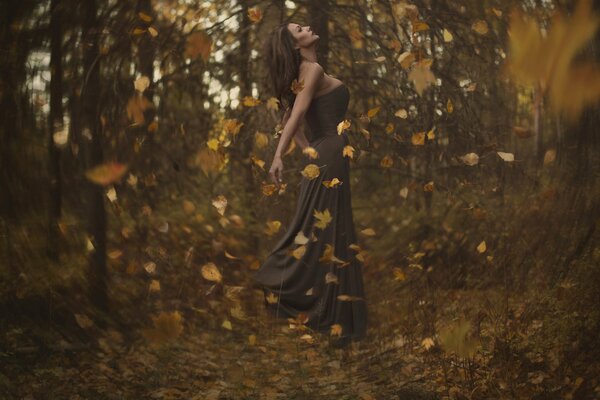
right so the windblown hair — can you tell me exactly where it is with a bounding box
[262,22,306,117]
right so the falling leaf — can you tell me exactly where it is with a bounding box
[323,178,342,188]
[380,155,393,168]
[412,21,430,33]
[301,163,320,179]
[439,320,479,358]
[132,27,146,35]
[447,99,454,113]
[399,187,409,199]
[477,240,487,253]
[143,311,184,345]
[242,96,261,107]
[422,337,435,350]
[207,138,219,151]
[294,231,309,245]
[460,152,480,166]
[248,7,263,23]
[342,145,354,158]
[222,319,233,330]
[544,149,556,165]
[313,209,332,229]
[412,131,425,145]
[393,268,406,282]
[265,292,279,304]
[395,108,408,119]
[497,151,515,162]
[74,313,94,329]
[325,272,339,284]
[337,119,351,135]
[149,280,161,292]
[397,51,416,69]
[408,59,436,96]
[292,245,306,259]
[148,26,158,37]
[330,324,343,336]
[138,11,153,22]
[361,228,376,236]
[201,262,222,283]
[367,106,380,118]
[506,0,600,121]
[513,126,534,138]
[291,78,304,94]
[248,334,257,345]
[212,195,227,215]
[443,28,453,42]
[185,30,212,60]
[85,162,128,186]
[472,20,489,35]
[302,146,319,159]
[423,181,434,192]
[264,220,281,236]
[126,94,153,125]
[134,76,150,93]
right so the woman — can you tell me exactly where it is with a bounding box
[254,22,367,348]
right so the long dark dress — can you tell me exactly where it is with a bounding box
[253,82,367,342]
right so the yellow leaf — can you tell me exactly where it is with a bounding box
[323,178,342,188]
[426,128,435,140]
[126,95,153,125]
[422,337,435,350]
[313,209,332,229]
[254,131,269,149]
[201,262,222,283]
[132,27,146,35]
[261,182,276,196]
[301,163,320,179]
[497,151,515,162]
[242,96,261,107]
[472,20,489,35]
[292,245,306,259]
[380,155,393,168]
[265,292,279,304]
[460,152,479,166]
[361,228,376,236]
[413,21,430,33]
[447,98,454,113]
[207,138,219,151]
[412,131,425,145]
[367,106,380,118]
[397,52,415,69]
[147,120,158,132]
[395,108,408,119]
[134,76,150,92]
[149,279,161,292]
[148,26,158,37]
[399,187,409,199]
[337,119,351,135]
[138,11,153,22]
[325,272,339,284]
[248,334,257,345]
[543,149,556,165]
[264,220,281,236]
[291,78,304,94]
[74,313,94,329]
[85,162,129,186]
[302,146,319,159]
[185,30,212,60]
[330,324,343,336]
[423,181,434,192]
[211,194,227,215]
[294,231,309,245]
[393,268,406,282]
[477,240,486,253]
[443,28,453,42]
[248,7,263,23]
[222,319,233,330]
[409,60,436,96]
[337,147,351,162]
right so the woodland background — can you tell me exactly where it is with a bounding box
[1,0,600,399]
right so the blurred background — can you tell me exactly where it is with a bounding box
[1,0,600,398]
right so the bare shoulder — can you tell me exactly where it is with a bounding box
[299,61,324,78]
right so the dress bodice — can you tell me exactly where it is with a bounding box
[304,83,350,143]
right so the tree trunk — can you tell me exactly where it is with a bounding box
[47,0,64,262]
[81,0,109,315]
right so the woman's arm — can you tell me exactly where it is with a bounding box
[280,107,310,150]
[274,62,324,160]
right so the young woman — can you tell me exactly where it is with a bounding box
[254,22,367,348]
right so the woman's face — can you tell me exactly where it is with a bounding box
[287,22,319,49]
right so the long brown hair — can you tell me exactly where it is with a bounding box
[262,22,306,123]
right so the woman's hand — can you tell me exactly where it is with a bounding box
[269,156,284,189]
